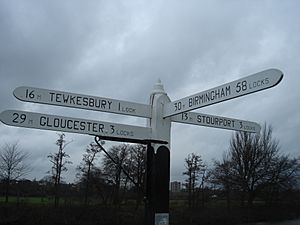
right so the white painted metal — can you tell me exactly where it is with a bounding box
[0,110,152,140]
[164,69,283,117]
[13,86,151,118]
[172,112,261,133]
[148,79,171,150]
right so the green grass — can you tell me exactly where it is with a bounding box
[0,196,104,206]
[0,196,54,204]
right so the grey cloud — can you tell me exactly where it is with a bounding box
[0,0,299,182]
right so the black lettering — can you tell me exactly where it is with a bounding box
[107,101,112,109]
[92,123,97,132]
[242,81,247,91]
[53,118,60,127]
[189,98,193,107]
[60,119,66,128]
[218,118,223,125]
[80,121,86,130]
[265,78,269,84]
[199,95,204,103]
[12,113,19,123]
[110,125,115,134]
[205,116,211,124]
[221,88,225,97]
[49,92,55,102]
[226,86,231,95]
[86,122,92,131]
[95,99,100,108]
[46,118,52,127]
[70,95,76,104]
[89,98,94,107]
[214,89,220,99]
[62,94,69,103]
[56,93,62,103]
[225,120,230,127]
[99,124,104,133]
[76,96,82,105]
[101,100,107,108]
[211,90,215,101]
[197,115,201,123]
[73,120,79,130]
[67,120,73,129]
[205,92,210,102]
[82,97,88,106]
[182,113,188,121]
[195,96,199,105]
[40,116,46,126]
[225,119,229,126]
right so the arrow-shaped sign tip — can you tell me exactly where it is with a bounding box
[13,86,26,101]
[269,68,284,86]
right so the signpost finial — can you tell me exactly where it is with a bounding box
[152,79,165,94]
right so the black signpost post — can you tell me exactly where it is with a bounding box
[154,146,170,224]
[145,144,155,225]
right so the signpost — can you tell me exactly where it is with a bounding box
[0,110,152,142]
[171,112,261,133]
[13,86,151,118]
[0,68,284,225]
[164,68,283,117]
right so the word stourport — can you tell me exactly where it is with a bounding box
[0,110,152,141]
[172,112,261,133]
[13,87,151,118]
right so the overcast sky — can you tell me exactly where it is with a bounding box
[0,0,299,183]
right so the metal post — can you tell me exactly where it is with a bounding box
[153,146,170,225]
[145,143,155,225]
[147,79,171,225]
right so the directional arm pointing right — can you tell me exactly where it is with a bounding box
[164,68,283,117]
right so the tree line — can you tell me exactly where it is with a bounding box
[0,133,147,208]
[1,123,300,209]
[183,124,300,208]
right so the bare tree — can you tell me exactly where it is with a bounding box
[48,133,72,207]
[211,123,300,207]
[263,155,300,205]
[229,124,280,206]
[210,154,235,209]
[102,144,131,205]
[0,142,30,203]
[127,144,146,209]
[126,144,146,189]
[77,142,102,205]
[183,153,205,208]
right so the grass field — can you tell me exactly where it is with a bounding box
[0,196,84,205]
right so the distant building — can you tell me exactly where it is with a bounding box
[170,181,181,192]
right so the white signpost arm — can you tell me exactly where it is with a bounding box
[13,86,151,118]
[171,112,261,133]
[164,68,283,117]
[0,110,152,141]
